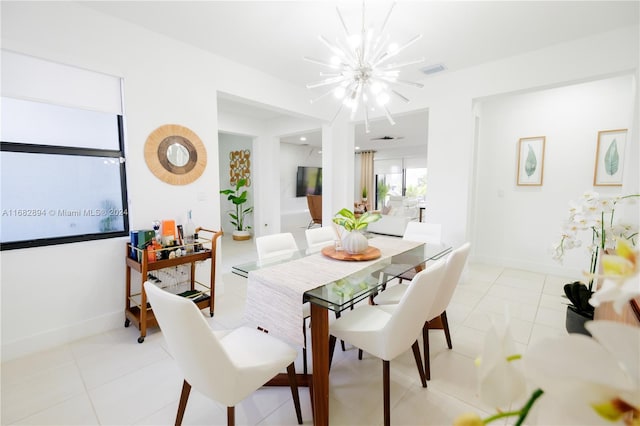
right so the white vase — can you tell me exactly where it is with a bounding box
[343,231,368,254]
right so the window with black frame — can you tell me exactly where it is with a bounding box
[0,97,129,250]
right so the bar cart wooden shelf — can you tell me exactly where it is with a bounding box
[124,227,222,343]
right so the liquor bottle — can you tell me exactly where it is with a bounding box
[184,210,195,253]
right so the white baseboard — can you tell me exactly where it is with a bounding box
[471,253,580,280]
[1,311,123,361]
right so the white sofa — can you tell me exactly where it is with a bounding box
[366,196,419,236]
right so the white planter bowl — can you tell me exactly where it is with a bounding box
[342,231,368,254]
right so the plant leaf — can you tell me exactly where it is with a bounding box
[604,139,619,176]
[525,144,537,177]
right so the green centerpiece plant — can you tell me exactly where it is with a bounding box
[332,208,381,254]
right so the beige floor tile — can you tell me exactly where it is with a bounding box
[12,393,99,426]
[0,229,582,426]
[1,362,86,425]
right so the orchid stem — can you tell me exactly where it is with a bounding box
[482,410,521,424]
[481,389,544,425]
[514,389,544,426]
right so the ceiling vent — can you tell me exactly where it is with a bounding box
[420,63,447,75]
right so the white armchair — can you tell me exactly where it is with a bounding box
[144,282,303,426]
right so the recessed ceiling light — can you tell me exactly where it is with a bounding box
[355,146,360,150]
[300,136,307,141]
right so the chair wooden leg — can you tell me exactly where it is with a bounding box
[302,319,308,375]
[286,363,303,424]
[423,322,431,380]
[383,360,391,426]
[411,340,427,388]
[227,406,234,426]
[328,335,337,370]
[442,311,453,349]
[175,380,191,426]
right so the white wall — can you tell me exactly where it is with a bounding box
[218,133,254,235]
[0,2,326,360]
[401,26,639,274]
[473,75,638,276]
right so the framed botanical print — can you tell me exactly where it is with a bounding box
[517,136,545,186]
[594,129,626,186]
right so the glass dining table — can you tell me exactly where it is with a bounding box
[232,239,452,426]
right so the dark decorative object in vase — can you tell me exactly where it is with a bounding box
[563,281,594,336]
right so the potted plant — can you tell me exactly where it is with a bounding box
[361,186,368,202]
[552,191,638,334]
[220,178,253,241]
[332,208,381,254]
[376,181,389,210]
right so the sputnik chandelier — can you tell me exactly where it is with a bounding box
[304,2,424,133]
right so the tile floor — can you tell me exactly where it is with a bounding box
[1,231,572,425]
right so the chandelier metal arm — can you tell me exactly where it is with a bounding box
[382,105,396,126]
[336,7,350,37]
[391,89,410,103]
[306,75,349,89]
[376,76,424,89]
[383,58,426,70]
[372,34,423,68]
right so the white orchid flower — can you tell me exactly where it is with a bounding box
[523,321,640,425]
[590,239,639,314]
[476,320,527,409]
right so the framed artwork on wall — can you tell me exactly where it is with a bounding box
[517,136,545,186]
[593,129,626,186]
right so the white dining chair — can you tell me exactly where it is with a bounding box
[329,259,447,426]
[143,282,303,426]
[397,222,442,283]
[305,226,336,252]
[256,232,299,260]
[255,233,312,374]
[373,242,471,379]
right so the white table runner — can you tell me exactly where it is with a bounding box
[244,236,423,346]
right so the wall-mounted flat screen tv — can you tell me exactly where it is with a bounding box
[296,166,322,197]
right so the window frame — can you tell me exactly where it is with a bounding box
[0,115,130,250]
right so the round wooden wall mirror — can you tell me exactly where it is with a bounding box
[144,124,207,185]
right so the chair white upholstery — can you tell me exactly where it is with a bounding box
[404,222,442,244]
[255,233,312,374]
[305,226,336,252]
[256,233,299,260]
[373,242,471,379]
[329,260,447,426]
[395,222,443,283]
[143,282,302,426]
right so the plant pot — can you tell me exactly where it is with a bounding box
[342,231,368,254]
[232,230,251,241]
[565,305,593,336]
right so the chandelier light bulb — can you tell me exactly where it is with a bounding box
[304,2,424,132]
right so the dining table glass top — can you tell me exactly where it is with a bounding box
[232,241,452,313]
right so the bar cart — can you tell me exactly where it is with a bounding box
[124,227,223,343]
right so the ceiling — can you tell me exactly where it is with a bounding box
[84,1,639,151]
